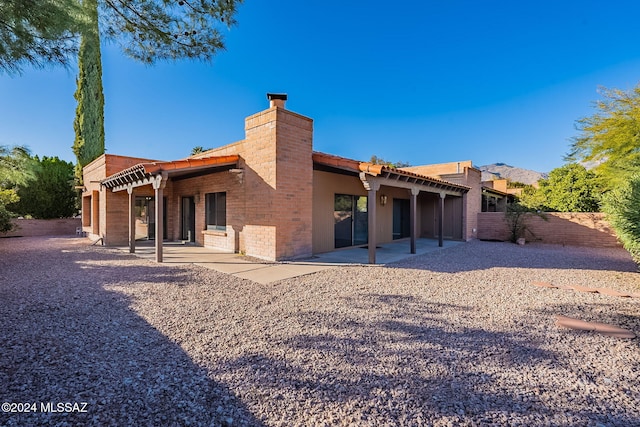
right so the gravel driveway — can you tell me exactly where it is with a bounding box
[1,236,639,426]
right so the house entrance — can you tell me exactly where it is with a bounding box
[334,194,368,248]
[181,196,196,242]
[135,197,154,240]
[134,196,167,240]
[393,198,410,240]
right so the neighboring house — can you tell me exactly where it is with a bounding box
[480,179,518,212]
[81,94,483,263]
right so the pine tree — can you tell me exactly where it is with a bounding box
[1,1,242,73]
[72,0,104,185]
[0,0,84,74]
[4,1,242,182]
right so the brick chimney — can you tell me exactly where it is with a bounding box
[267,93,287,109]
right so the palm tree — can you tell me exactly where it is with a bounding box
[191,146,212,156]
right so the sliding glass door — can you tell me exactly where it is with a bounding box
[393,198,410,240]
[334,194,368,248]
[134,196,166,240]
[181,196,196,242]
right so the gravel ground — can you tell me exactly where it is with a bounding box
[1,236,639,426]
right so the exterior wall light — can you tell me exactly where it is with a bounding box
[380,194,388,206]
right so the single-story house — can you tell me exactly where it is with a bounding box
[81,94,486,263]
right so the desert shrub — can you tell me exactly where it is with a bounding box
[504,202,546,243]
[0,189,19,233]
[602,174,640,265]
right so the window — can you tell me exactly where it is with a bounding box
[205,192,226,231]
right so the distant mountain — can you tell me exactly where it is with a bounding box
[478,163,548,185]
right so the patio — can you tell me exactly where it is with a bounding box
[119,238,464,284]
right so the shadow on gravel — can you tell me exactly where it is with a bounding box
[0,238,263,426]
[391,241,639,274]
[217,293,638,425]
[218,294,556,423]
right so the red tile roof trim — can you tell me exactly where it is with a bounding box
[142,155,239,175]
[313,151,470,191]
[101,155,239,189]
[312,152,361,171]
[482,186,509,196]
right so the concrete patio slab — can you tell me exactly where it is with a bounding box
[309,239,463,265]
[116,243,335,283]
[233,263,335,284]
[117,238,462,284]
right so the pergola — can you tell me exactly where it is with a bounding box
[313,152,470,263]
[100,155,239,262]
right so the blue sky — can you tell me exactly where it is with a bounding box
[1,0,640,173]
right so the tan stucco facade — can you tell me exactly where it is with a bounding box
[403,161,482,241]
[83,95,482,262]
[312,170,468,254]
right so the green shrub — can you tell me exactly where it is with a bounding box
[504,202,547,243]
[0,204,16,233]
[8,156,76,219]
[602,174,640,264]
[0,189,18,233]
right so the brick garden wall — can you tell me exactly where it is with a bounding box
[477,212,620,248]
[3,218,81,238]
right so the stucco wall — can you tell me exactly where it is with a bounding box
[312,170,367,254]
[312,170,467,254]
[403,161,480,241]
[477,212,620,247]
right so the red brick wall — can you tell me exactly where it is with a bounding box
[477,212,621,247]
[81,156,106,241]
[460,168,481,241]
[103,190,133,245]
[273,108,314,260]
[169,171,241,251]
[231,106,314,260]
[82,155,160,245]
[3,218,81,237]
[242,107,279,259]
[167,104,313,261]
